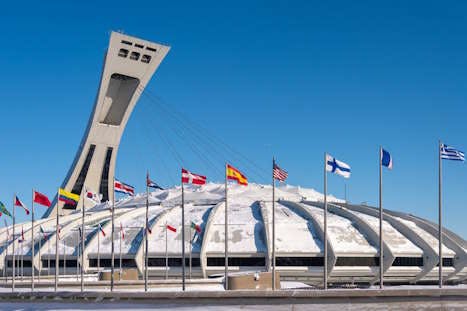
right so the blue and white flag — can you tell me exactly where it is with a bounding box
[441,144,465,162]
[381,148,393,169]
[326,154,351,178]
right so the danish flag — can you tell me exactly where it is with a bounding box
[181,168,207,185]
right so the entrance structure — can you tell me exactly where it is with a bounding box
[44,31,170,217]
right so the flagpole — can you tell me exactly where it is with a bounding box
[55,188,59,292]
[111,177,115,291]
[12,195,16,292]
[224,163,229,290]
[119,225,122,281]
[189,225,192,279]
[165,221,168,280]
[76,231,79,281]
[323,153,328,290]
[379,146,384,289]
[144,172,149,292]
[81,189,85,292]
[97,225,100,272]
[438,140,443,288]
[38,230,42,283]
[31,189,35,292]
[272,157,276,290]
[181,182,186,291]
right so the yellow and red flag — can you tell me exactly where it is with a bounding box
[226,164,248,186]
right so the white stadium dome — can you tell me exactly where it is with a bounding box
[1,183,466,286]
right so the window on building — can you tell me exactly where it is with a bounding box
[130,51,140,61]
[141,54,151,63]
[207,257,265,267]
[391,257,423,267]
[275,257,324,266]
[118,49,129,58]
[335,257,380,266]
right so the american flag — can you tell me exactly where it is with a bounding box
[273,161,288,182]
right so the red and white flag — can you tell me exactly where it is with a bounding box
[114,179,135,196]
[98,224,106,237]
[182,168,207,185]
[14,196,30,215]
[167,225,177,233]
[85,187,102,203]
[120,222,125,240]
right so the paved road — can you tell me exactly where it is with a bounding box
[0,298,466,310]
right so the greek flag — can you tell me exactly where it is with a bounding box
[326,154,351,178]
[441,144,465,161]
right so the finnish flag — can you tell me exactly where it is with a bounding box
[326,154,351,178]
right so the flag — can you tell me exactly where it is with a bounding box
[441,144,465,161]
[0,202,12,218]
[381,148,393,169]
[326,154,351,178]
[167,225,177,233]
[190,221,201,233]
[147,173,164,190]
[226,164,248,185]
[85,187,102,203]
[58,188,79,206]
[273,161,288,182]
[40,226,48,239]
[120,222,124,240]
[114,179,135,195]
[14,196,30,215]
[98,224,106,237]
[182,168,207,185]
[34,190,52,207]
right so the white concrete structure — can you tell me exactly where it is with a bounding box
[1,183,466,286]
[44,31,170,217]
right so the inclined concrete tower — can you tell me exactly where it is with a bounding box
[44,31,170,217]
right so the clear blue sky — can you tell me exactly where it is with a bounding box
[0,1,466,238]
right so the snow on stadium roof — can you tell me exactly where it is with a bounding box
[262,201,322,255]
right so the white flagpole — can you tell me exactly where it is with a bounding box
[224,163,229,290]
[119,225,122,281]
[272,157,276,290]
[31,190,35,292]
[47,235,50,277]
[81,190,85,292]
[181,182,186,291]
[55,188,59,292]
[63,239,66,277]
[21,242,23,281]
[438,140,443,288]
[76,231,79,281]
[111,177,115,291]
[12,195,16,292]
[144,172,149,292]
[38,230,42,283]
[165,221,168,280]
[97,225,100,272]
[189,224,192,279]
[323,153,328,290]
[379,146,384,289]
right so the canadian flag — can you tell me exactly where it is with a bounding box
[181,168,207,185]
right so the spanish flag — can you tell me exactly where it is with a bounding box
[58,188,80,206]
[226,164,248,186]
